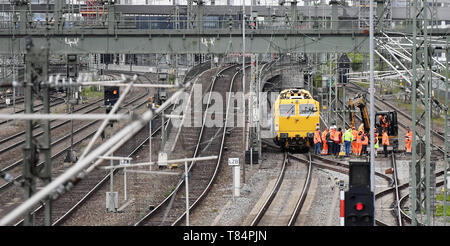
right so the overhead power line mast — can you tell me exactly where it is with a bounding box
[410,0,435,226]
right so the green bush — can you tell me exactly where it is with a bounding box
[82,86,103,98]
[435,205,450,217]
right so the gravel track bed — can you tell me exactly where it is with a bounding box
[0,96,71,139]
[0,99,102,152]
[58,68,219,225]
[0,87,145,225]
[30,87,148,226]
[194,150,283,226]
[256,153,307,226]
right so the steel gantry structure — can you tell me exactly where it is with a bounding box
[0,1,450,55]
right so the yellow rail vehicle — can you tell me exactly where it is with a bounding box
[273,89,320,150]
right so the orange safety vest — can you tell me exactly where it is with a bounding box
[334,131,340,142]
[362,134,369,145]
[405,131,412,142]
[330,130,336,142]
[314,130,322,144]
[382,132,390,145]
[356,131,363,144]
[382,118,388,128]
[322,130,328,143]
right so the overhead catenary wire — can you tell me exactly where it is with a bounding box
[78,78,135,161]
[0,82,190,226]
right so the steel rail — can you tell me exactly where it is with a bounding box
[50,121,166,226]
[287,152,313,226]
[0,99,104,155]
[134,65,239,226]
[398,179,446,226]
[250,152,288,226]
[289,153,391,226]
[390,153,403,226]
[13,94,151,226]
[0,93,147,193]
[171,65,243,226]
[0,96,66,125]
[33,71,172,226]
[0,98,103,146]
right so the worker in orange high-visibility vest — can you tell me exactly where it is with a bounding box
[382,129,390,157]
[334,128,342,156]
[314,127,322,155]
[405,127,412,154]
[321,128,329,155]
[329,128,336,156]
[351,127,358,155]
[356,131,363,156]
[361,131,369,156]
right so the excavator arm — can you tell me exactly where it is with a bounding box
[349,94,370,132]
[349,98,356,129]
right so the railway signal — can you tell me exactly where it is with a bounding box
[250,11,258,29]
[67,54,78,79]
[338,53,350,84]
[104,86,120,110]
[344,161,375,226]
[104,86,120,129]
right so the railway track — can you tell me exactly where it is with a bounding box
[3,71,162,225]
[389,153,403,226]
[0,96,25,108]
[0,95,66,126]
[50,65,214,226]
[0,98,104,156]
[263,139,401,226]
[0,92,147,193]
[249,152,312,226]
[11,91,150,226]
[134,64,238,226]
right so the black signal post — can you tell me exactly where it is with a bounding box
[344,161,375,226]
[104,86,120,127]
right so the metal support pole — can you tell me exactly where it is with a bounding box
[184,160,189,226]
[23,49,35,226]
[23,39,50,226]
[108,126,116,212]
[149,115,152,170]
[423,1,431,225]
[340,188,345,226]
[444,36,449,226]
[242,1,246,184]
[107,1,115,34]
[124,165,127,201]
[41,73,52,226]
[410,0,418,226]
[369,0,375,216]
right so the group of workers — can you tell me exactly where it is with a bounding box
[313,123,411,157]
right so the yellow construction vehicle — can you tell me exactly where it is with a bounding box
[348,94,399,151]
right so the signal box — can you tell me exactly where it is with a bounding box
[344,161,374,226]
[104,86,120,109]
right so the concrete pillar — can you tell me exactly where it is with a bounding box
[330,0,339,30]
[376,0,384,21]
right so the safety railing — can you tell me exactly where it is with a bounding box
[0,15,443,34]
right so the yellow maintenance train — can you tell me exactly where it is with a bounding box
[273,89,320,150]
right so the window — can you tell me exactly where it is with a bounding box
[279,104,296,117]
[298,104,317,116]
